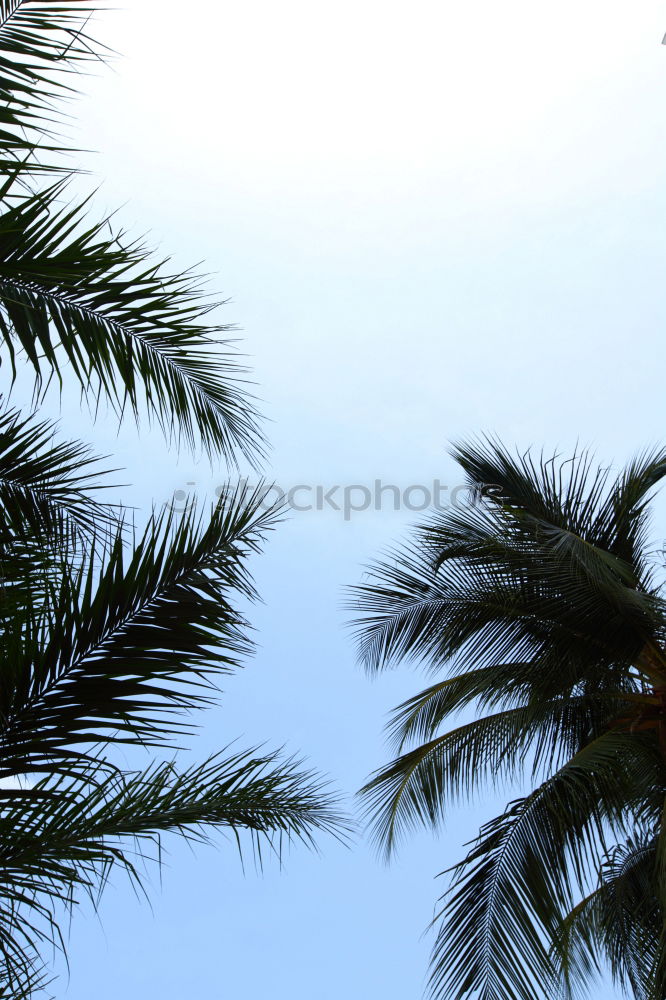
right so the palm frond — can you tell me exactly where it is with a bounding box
[0,483,281,776]
[361,695,639,860]
[0,400,117,548]
[0,180,264,462]
[351,532,657,699]
[385,663,632,753]
[556,835,662,1000]
[0,399,119,666]
[0,0,107,170]
[0,752,347,994]
[427,733,660,1000]
[351,472,663,679]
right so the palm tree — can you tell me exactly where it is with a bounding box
[0,4,345,995]
[349,438,666,1000]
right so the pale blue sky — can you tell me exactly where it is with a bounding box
[30,1,666,996]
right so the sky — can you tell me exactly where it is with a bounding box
[25,0,666,996]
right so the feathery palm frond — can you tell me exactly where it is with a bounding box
[556,834,662,1000]
[1,483,281,777]
[0,752,346,995]
[0,483,349,993]
[0,0,106,171]
[428,733,661,1000]
[0,179,264,462]
[0,399,119,664]
[361,694,641,860]
[0,2,265,466]
[0,400,117,548]
[0,482,349,995]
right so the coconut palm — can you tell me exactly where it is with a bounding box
[0,4,344,995]
[350,438,666,1000]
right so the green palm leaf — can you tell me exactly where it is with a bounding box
[429,734,661,1000]
[0,180,264,462]
[1,484,280,777]
[0,752,346,995]
[362,693,641,859]
[556,835,662,1000]
[0,0,105,170]
[0,400,119,661]
[0,400,116,547]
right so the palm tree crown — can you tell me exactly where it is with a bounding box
[350,438,666,1000]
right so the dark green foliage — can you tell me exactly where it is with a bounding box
[0,4,343,996]
[0,177,264,462]
[0,748,342,997]
[350,438,666,1000]
[2,482,278,775]
[0,474,346,997]
[0,0,105,171]
[0,401,115,546]
[0,0,264,462]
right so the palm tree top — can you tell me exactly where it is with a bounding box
[350,438,666,1000]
